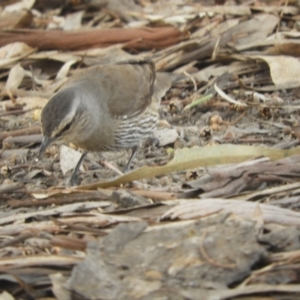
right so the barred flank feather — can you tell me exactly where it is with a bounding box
[112,109,158,150]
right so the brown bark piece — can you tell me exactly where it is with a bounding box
[0,27,188,51]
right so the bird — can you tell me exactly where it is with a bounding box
[39,60,171,185]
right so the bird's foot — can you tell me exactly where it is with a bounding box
[145,137,160,148]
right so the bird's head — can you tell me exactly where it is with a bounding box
[39,87,85,156]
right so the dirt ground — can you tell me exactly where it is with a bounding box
[1,0,300,299]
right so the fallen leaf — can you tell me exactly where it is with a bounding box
[253,55,300,87]
[78,144,300,189]
[60,145,84,176]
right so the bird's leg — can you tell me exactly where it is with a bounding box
[145,136,160,148]
[124,145,139,173]
[69,152,86,186]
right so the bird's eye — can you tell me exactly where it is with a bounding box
[64,123,72,132]
[56,123,71,138]
[55,122,73,139]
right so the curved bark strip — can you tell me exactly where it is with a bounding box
[0,27,188,51]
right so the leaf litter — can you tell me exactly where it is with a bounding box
[1,0,300,299]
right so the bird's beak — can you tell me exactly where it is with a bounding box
[38,136,52,158]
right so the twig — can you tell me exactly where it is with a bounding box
[199,231,236,269]
[183,71,197,92]
[8,191,109,208]
[214,83,247,107]
[0,182,24,194]
[100,160,124,176]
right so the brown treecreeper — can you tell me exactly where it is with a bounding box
[39,60,171,185]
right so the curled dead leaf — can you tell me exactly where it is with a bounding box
[168,99,182,114]
[199,126,212,139]
[0,166,10,176]
[185,170,199,181]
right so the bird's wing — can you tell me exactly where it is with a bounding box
[93,60,156,119]
[153,72,172,107]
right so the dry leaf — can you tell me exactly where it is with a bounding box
[253,55,300,87]
[5,64,25,91]
[60,145,84,176]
